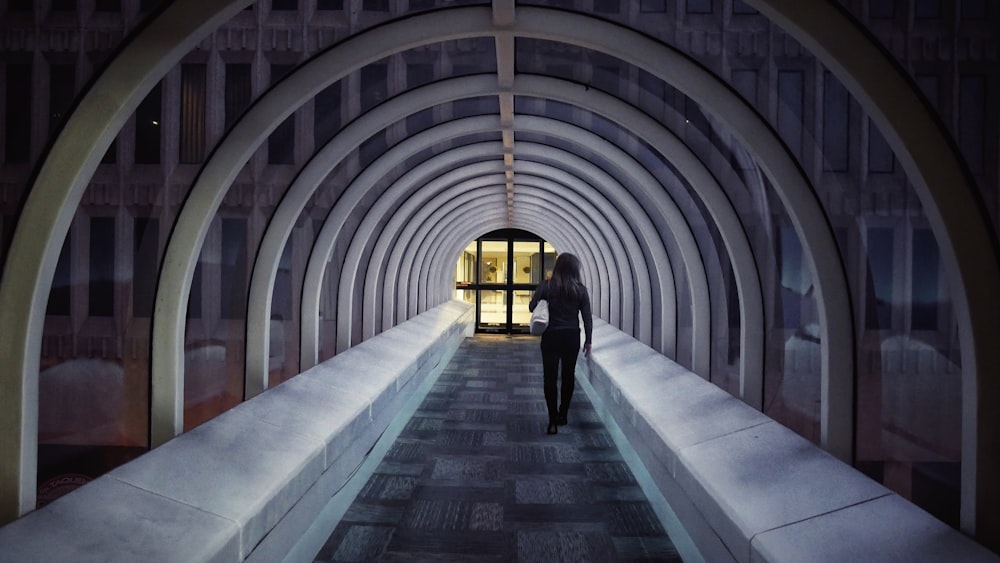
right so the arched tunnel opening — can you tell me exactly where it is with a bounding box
[0,0,998,558]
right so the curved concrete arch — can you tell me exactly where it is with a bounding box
[333,172,506,352]
[749,0,1000,540]
[514,114,711,375]
[416,199,599,331]
[420,187,615,333]
[298,119,503,363]
[348,136,651,346]
[382,175,611,327]
[514,151,673,353]
[423,207,597,330]
[506,213,599,294]
[514,74,764,406]
[393,195,507,319]
[166,4,796,442]
[0,0,255,516]
[11,4,976,527]
[361,156,616,340]
[410,184,623,338]
[388,172,624,335]
[0,2,836,482]
[510,172,641,336]
[150,8,497,444]
[510,5,854,460]
[385,202,594,331]
[245,76,499,396]
[364,148,636,340]
[511,197,619,305]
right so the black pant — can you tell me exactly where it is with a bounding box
[540,329,580,421]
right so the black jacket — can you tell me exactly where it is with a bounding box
[529,280,593,346]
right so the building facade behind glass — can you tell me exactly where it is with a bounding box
[0,0,997,551]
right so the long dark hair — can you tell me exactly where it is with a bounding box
[548,253,585,302]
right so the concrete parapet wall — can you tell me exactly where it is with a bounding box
[580,320,998,563]
[0,301,474,562]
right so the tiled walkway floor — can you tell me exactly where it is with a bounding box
[313,335,683,562]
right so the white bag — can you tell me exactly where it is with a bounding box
[530,299,549,336]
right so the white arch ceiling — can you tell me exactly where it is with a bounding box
[0,1,995,544]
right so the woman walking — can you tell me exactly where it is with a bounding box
[528,253,593,435]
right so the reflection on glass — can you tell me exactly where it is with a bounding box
[478,290,507,330]
[512,241,538,285]
[39,211,149,509]
[480,240,506,284]
[865,227,894,330]
[455,241,477,287]
[513,290,533,327]
[764,222,821,445]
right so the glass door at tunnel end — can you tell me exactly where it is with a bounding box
[455,230,556,334]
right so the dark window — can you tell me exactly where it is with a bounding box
[865,227,893,330]
[134,83,162,164]
[591,57,622,97]
[51,0,75,11]
[271,0,297,10]
[685,96,712,140]
[133,218,159,318]
[546,100,574,122]
[268,64,296,165]
[868,119,894,173]
[8,0,32,10]
[359,132,386,169]
[687,0,712,14]
[220,218,247,320]
[915,0,940,18]
[406,107,434,135]
[225,64,252,131]
[870,0,895,18]
[778,226,805,329]
[594,0,618,13]
[271,63,295,84]
[49,64,76,136]
[360,64,388,112]
[5,64,31,163]
[640,0,666,11]
[314,83,342,148]
[777,70,804,157]
[823,72,850,172]
[1,216,13,269]
[89,217,116,317]
[958,74,985,175]
[180,64,207,164]
[47,233,72,316]
[363,0,388,10]
[95,0,121,11]
[101,139,117,164]
[317,0,343,9]
[188,262,202,319]
[731,69,757,107]
[961,0,986,20]
[453,98,484,119]
[268,115,295,165]
[911,229,939,330]
[272,240,294,320]
[915,74,940,111]
[638,69,665,99]
[406,63,434,89]
[733,0,757,14]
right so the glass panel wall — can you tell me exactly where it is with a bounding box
[456,231,553,334]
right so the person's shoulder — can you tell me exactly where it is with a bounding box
[535,279,550,295]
